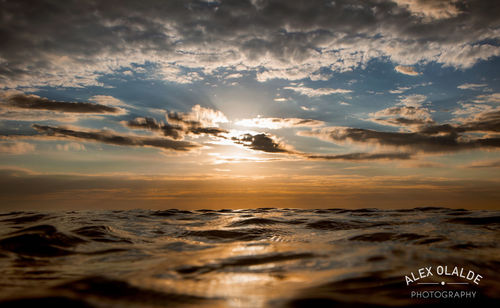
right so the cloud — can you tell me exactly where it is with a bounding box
[472,93,500,104]
[232,133,292,153]
[167,105,228,127]
[368,94,433,128]
[393,0,461,20]
[31,124,199,152]
[0,141,35,154]
[124,105,229,140]
[369,105,434,128]
[399,94,427,107]
[1,92,124,114]
[420,109,500,134]
[394,65,421,76]
[306,152,412,161]
[125,117,224,140]
[457,83,488,90]
[300,125,500,153]
[273,97,288,102]
[0,108,80,123]
[229,131,414,161]
[225,73,243,79]
[1,1,499,88]
[464,159,500,169]
[56,142,86,152]
[452,102,495,119]
[300,106,317,111]
[284,85,352,97]
[389,86,412,94]
[235,117,324,129]
[89,95,134,109]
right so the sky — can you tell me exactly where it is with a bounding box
[0,0,499,210]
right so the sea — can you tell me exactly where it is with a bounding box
[0,207,498,307]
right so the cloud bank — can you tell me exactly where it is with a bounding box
[1,0,499,88]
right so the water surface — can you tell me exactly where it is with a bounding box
[0,208,498,307]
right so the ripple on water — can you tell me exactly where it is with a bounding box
[176,251,317,276]
[0,225,85,257]
[184,228,278,242]
[1,214,49,224]
[72,226,132,244]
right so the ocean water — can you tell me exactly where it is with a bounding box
[0,208,498,307]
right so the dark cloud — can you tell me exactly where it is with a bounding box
[0,0,499,87]
[306,152,412,161]
[232,133,291,153]
[32,124,198,151]
[300,107,500,154]
[126,117,184,140]
[230,132,416,161]
[125,116,228,140]
[302,126,500,153]
[189,127,228,136]
[2,93,122,114]
[420,110,500,135]
[166,111,200,128]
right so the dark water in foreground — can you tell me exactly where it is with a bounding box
[0,208,499,307]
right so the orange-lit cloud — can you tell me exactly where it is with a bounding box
[394,65,420,76]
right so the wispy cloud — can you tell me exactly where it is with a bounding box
[32,124,199,152]
[457,83,488,90]
[235,117,324,129]
[306,152,412,161]
[284,85,352,97]
[273,97,288,102]
[389,86,412,94]
[472,93,500,104]
[56,142,86,152]
[464,159,500,169]
[399,94,427,107]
